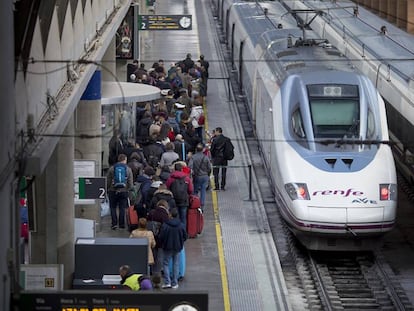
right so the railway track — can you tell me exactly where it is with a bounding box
[308,250,414,310]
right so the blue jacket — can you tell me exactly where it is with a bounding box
[159,217,187,252]
[136,175,152,206]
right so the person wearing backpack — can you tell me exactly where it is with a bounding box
[166,162,193,228]
[135,166,156,218]
[149,184,177,212]
[106,154,134,230]
[210,127,234,191]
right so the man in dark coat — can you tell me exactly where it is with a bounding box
[136,111,153,146]
[210,127,230,191]
[198,54,209,96]
[159,208,187,289]
[108,129,124,166]
[182,53,194,74]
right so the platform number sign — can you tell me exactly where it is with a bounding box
[78,178,106,200]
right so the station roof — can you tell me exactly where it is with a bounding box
[101,82,161,104]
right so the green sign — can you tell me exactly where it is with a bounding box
[78,177,106,199]
[139,15,192,30]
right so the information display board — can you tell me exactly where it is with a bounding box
[16,291,208,311]
[139,15,192,30]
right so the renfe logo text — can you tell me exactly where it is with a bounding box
[312,189,364,197]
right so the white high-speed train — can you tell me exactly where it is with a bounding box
[219,1,397,250]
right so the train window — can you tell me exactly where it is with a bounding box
[310,99,359,138]
[366,109,376,138]
[292,108,306,138]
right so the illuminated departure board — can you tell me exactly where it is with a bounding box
[139,15,192,30]
[15,291,208,311]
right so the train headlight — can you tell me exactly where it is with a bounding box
[379,183,397,201]
[285,183,310,200]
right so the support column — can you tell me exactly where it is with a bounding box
[30,116,75,289]
[75,70,103,228]
[0,0,15,308]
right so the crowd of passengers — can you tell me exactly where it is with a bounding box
[127,53,209,99]
[108,52,212,210]
[105,54,212,289]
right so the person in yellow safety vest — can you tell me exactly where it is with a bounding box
[119,265,141,291]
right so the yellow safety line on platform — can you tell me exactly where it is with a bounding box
[205,108,231,311]
[212,190,231,311]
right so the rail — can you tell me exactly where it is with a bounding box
[375,254,408,311]
[212,164,255,201]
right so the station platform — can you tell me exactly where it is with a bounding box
[96,0,291,310]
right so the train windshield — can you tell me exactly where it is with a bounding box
[308,84,359,138]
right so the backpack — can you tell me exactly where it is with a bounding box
[198,114,205,126]
[137,118,152,145]
[129,182,143,206]
[223,138,235,161]
[147,154,159,169]
[170,177,189,206]
[145,144,163,169]
[147,220,162,238]
[113,163,128,188]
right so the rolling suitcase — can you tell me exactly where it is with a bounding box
[168,246,186,280]
[189,194,201,209]
[126,204,139,232]
[187,195,204,238]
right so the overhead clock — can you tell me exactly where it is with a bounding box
[170,301,199,311]
[179,16,192,29]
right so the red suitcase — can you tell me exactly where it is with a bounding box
[187,208,204,238]
[126,205,139,232]
[189,194,201,209]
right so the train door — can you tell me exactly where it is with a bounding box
[239,40,244,92]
